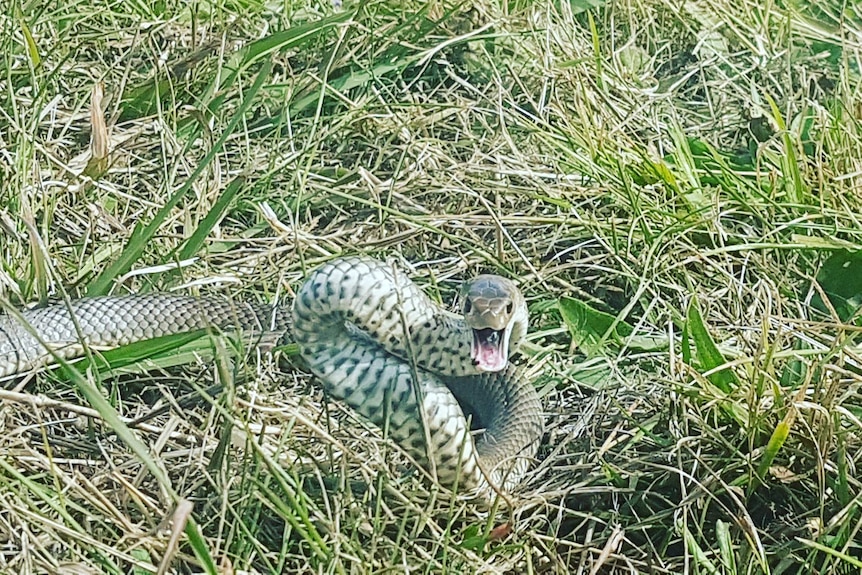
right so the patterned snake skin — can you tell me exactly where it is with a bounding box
[0,257,543,494]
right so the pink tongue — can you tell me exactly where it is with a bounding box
[473,338,507,372]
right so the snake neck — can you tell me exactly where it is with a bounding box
[444,367,543,491]
[292,257,480,378]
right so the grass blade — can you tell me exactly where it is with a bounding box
[174,175,246,263]
[685,297,738,393]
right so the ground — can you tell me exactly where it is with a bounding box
[2,0,862,573]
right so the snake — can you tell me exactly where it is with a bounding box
[0,256,543,494]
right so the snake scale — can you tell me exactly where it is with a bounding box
[0,256,543,494]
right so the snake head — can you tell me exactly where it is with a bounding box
[462,274,528,372]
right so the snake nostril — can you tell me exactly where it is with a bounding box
[464,299,472,314]
[506,302,513,314]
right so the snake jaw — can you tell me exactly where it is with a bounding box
[471,326,510,372]
[462,274,524,373]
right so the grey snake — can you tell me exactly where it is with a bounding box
[0,256,543,494]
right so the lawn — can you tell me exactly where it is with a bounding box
[2,0,862,573]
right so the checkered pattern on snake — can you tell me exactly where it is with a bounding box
[0,257,543,494]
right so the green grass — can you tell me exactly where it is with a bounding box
[3,0,862,572]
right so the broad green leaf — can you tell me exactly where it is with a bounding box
[684,297,738,393]
[459,524,486,551]
[559,297,666,356]
[812,249,862,323]
[71,329,212,375]
[285,60,408,118]
[570,0,608,17]
[568,357,616,390]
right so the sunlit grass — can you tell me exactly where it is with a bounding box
[2,0,862,573]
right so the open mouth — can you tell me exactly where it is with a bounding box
[471,327,508,372]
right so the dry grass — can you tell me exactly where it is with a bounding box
[3,0,862,573]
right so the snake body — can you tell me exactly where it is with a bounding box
[0,257,542,493]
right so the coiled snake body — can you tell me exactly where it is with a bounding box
[0,257,543,494]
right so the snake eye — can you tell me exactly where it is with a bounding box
[506,302,513,314]
[464,299,472,314]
